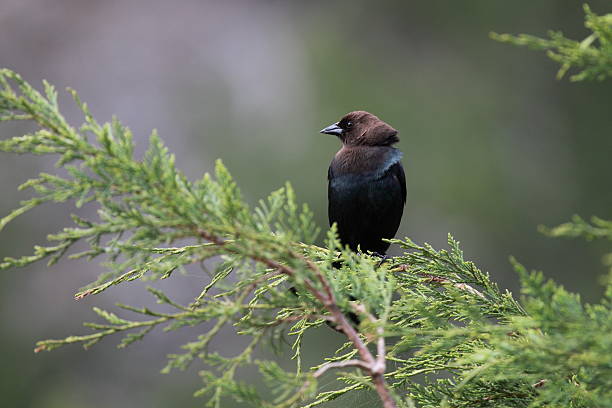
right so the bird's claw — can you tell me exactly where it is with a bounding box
[370,252,390,267]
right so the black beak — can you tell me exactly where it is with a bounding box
[320,122,343,136]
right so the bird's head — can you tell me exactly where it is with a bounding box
[320,111,399,146]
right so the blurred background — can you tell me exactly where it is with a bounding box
[1,0,610,407]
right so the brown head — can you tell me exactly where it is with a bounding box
[320,111,399,146]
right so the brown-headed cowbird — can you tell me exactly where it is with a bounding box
[321,111,406,256]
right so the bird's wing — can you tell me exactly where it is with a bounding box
[327,165,342,228]
[387,162,406,205]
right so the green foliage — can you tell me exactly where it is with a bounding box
[491,4,612,81]
[1,68,611,408]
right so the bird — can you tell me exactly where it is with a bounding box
[321,111,406,256]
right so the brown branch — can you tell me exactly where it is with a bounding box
[350,302,395,407]
[194,227,398,408]
[313,359,370,378]
[394,264,487,300]
[532,379,548,388]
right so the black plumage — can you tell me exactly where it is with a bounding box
[321,111,406,255]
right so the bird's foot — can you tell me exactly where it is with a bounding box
[370,252,390,267]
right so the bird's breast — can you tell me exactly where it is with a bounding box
[330,146,402,180]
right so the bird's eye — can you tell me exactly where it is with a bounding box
[346,121,353,129]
